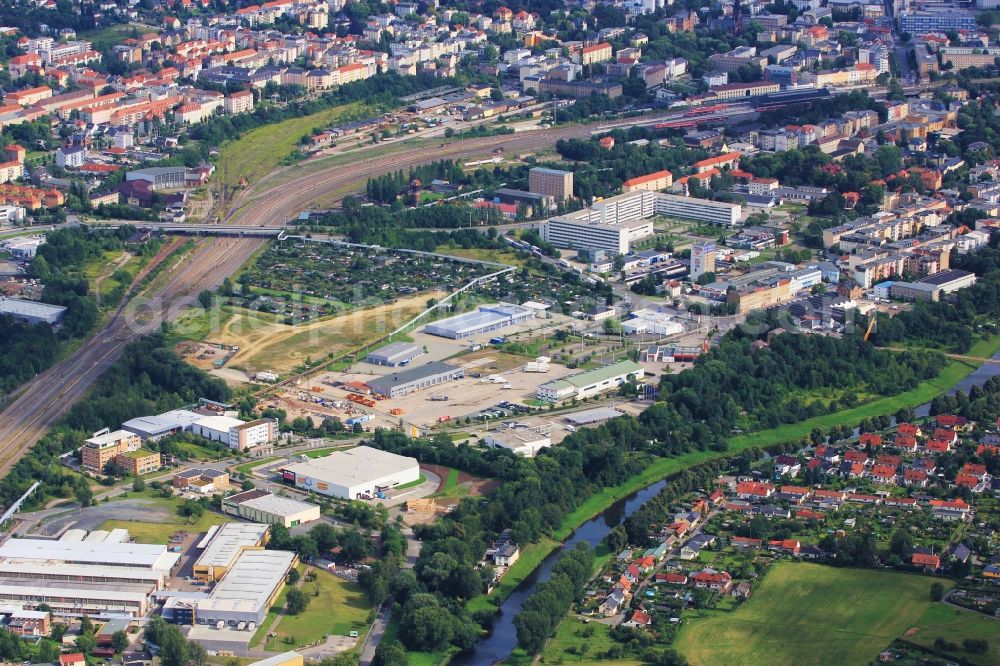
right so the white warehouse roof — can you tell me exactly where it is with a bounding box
[284,446,418,489]
[194,523,268,569]
[0,538,177,572]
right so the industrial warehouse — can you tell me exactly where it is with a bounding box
[282,446,420,499]
[221,489,320,528]
[483,423,552,457]
[192,523,269,582]
[424,303,535,339]
[119,405,278,451]
[0,297,67,326]
[188,549,296,628]
[0,531,179,618]
[536,360,645,402]
[366,361,465,398]
[364,341,424,367]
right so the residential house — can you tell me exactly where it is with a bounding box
[912,552,941,570]
[690,569,733,593]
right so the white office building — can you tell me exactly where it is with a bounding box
[483,423,552,457]
[621,309,684,336]
[543,191,740,253]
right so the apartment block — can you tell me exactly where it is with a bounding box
[529,167,574,201]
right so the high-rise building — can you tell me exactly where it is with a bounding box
[529,167,574,201]
[691,242,717,282]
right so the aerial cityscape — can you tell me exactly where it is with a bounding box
[0,0,999,662]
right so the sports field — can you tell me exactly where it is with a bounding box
[677,563,949,666]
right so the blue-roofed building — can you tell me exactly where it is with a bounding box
[873,280,895,300]
[424,303,535,339]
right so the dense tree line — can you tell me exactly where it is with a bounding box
[0,226,149,393]
[0,319,58,394]
[555,130,710,202]
[513,543,594,654]
[655,333,944,433]
[366,161,466,203]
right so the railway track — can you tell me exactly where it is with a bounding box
[0,238,262,477]
[0,111,689,481]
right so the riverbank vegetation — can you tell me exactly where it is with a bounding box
[362,334,950,658]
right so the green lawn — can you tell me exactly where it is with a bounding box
[234,456,280,475]
[904,600,1000,665]
[432,246,525,267]
[676,563,951,666]
[100,511,230,544]
[259,567,371,649]
[522,617,638,666]
[217,102,367,190]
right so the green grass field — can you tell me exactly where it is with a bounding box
[904,601,1000,665]
[217,102,367,190]
[527,617,639,666]
[432,246,526,266]
[677,563,951,666]
[265,567,371,648]
[100,511,230,544]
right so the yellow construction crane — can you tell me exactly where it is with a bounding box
[863,317,877,342]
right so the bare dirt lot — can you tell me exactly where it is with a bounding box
[184,293,445,377]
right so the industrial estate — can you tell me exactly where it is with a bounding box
[3,0,1000,662]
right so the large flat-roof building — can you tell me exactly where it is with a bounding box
[0,297,67,326]
[483,423,552,457]
[424,303,535,339]
[536,360,644,402]
[191,416,277,451]
[365,361,465,398]
[283,446,420,499]
[121,409,203,441]
[918,269,976,293]
[365,341,423,367]
[543,190,740,254]
[221,490,320,528]
[194,550,296,627]
[192,523,268,582]
[0,534,179,617]
[543,217,654,254]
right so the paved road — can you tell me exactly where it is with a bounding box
[358,605,390,666]
[0,110,696,486]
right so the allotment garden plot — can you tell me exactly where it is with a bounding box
[234,242,500,321]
